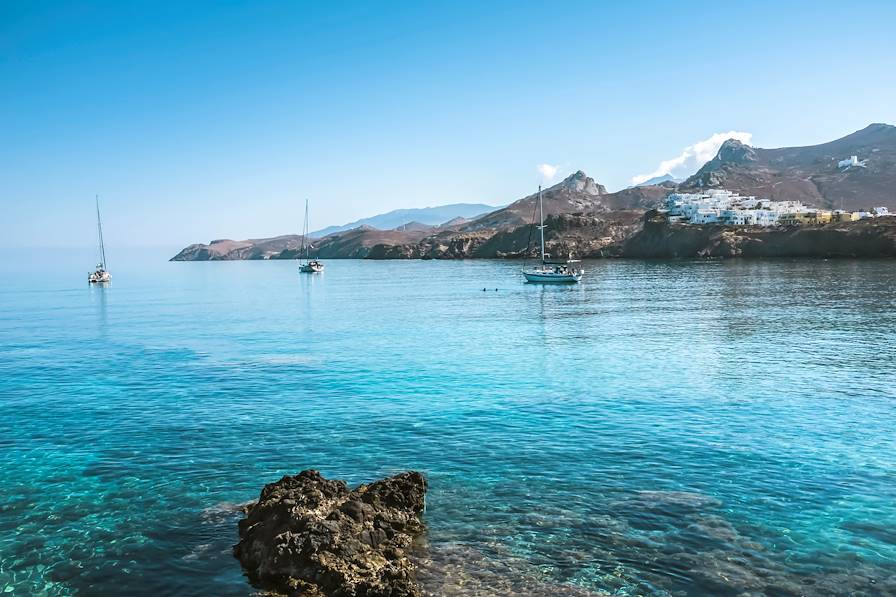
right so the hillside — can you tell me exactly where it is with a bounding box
[681,123,896,210]
[460,170,609,231]
[171,123,896,261]
[173,170,663,260]
[270,172,666,259]
[171,235,302,261]
[280,225,437,259]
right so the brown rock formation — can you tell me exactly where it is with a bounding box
[233,470,428,597]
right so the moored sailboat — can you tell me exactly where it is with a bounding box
[88,195,111,284]
[522,185,583,284]
[299,199,324,273]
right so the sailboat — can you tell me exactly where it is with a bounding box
[299,199,324,273]
[88,195,111,284]
[522,186,584,284]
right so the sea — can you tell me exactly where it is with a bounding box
[1,249,895,596]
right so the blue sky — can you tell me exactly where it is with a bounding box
[2,1,895,247]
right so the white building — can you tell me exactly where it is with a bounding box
[750,210,781,226]
[720,209,747,226]
[838,155,868,169]
[689,209,720,224]
[660,190,808,227]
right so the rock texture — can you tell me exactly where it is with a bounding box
[172,234,304,261]
[233,470,428,597]
[623,210,896,258]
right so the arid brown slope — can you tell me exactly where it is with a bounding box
[171,234,304,261]
[280,174,663,259]
[682,123,896,210]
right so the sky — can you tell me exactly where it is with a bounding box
[2,0,895,248]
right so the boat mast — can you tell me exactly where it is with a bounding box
[538,185,545,264]
[301,199,309,262]
[95,195,107,269]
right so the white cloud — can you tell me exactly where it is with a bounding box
[631,131,753,185]
[537,163,559,182]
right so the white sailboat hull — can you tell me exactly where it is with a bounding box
[300,261,324,273]
[522,268,582,284]
[88,270,111,284]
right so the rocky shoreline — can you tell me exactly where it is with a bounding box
[173,213,896,262]
[621,211,896,259]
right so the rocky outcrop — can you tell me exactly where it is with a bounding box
[171,235,304,261]
[475,212,642,259]
[233,470,428,597]
[360,212,644,260]
[459,170,611,232]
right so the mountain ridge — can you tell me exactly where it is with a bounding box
[310,202,498,237]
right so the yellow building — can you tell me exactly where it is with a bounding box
[780,210,833,226]
[815,210,832,224]
[832,210,855,222]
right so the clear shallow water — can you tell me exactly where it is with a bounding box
[1,250,895,596]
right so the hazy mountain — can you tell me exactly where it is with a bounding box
[681,123,896,210]
[635,174,683,187]
[392,221,436,232]
[309,203,498,237]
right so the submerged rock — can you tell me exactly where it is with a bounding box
[233,470,427,596]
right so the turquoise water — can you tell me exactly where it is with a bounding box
[1,250,895,596]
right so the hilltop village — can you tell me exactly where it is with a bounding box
[662,189,891,227]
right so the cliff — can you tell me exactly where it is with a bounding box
[623,211,896,258]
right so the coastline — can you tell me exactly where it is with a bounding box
[171,214,896,261]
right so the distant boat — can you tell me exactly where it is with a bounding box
[522,185,583,284]
[299,199,324,273]
[88,195,111,284]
